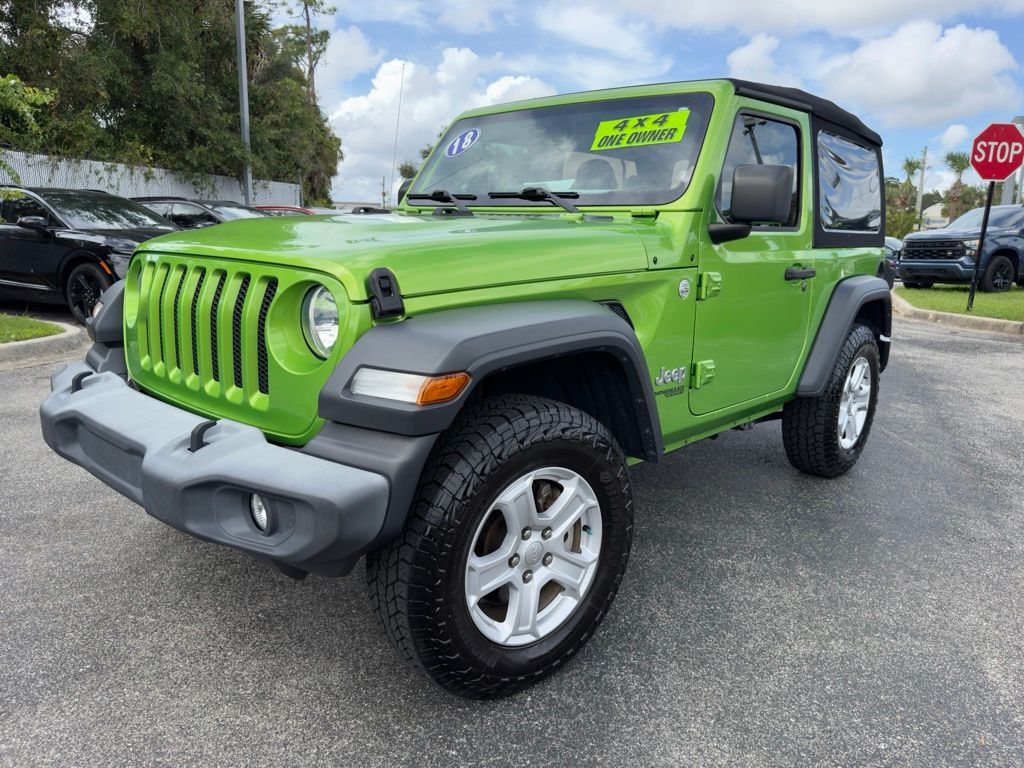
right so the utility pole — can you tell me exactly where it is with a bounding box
[915,146,927,231]
[235,0,254,205]
[381,176,386,208]
[1003,116,1024,205]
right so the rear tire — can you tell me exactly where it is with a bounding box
[782,324,879,478]
[65,262,111,324]
[366,394,633,699]
[981,254,1014,293]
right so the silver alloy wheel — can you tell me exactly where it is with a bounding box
[838,355,872,450]
[464,466,603,647]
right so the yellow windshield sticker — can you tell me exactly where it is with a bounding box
[591,110,690,151]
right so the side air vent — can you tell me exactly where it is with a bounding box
[600,301,633,328]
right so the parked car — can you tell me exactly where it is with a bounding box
[879,236,901,287]
[42,78,891,698]
[0,185,176,322]
[133,197,267,229]
[899,205,1024,291]
[254,204,339,216]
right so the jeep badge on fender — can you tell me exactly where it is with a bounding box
[41,79,891,700]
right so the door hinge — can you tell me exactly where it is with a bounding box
[696,271,722,301]
[692,359,717,389]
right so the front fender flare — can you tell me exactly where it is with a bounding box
[318,300,663,459]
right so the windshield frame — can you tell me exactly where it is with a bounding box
[408,91,716,209]
[45,191,176,231]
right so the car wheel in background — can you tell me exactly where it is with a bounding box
[981,254,1014,293]
[65,262,112,324]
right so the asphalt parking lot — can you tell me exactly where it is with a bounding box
[2,317,1023,767]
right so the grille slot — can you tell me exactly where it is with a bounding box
[231,275,251,390]
[171,268,186,371]
[156,265,171,364]
[210,273,226,382]
[903,240,966,260]
[257,280,277,395]
[189,269,206,375]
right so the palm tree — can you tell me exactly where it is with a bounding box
[899,157,922,209]
[943,151,971,220]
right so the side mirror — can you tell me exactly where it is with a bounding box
[396,178,413,206]
[729,164,794,224]
[17,215,51,234]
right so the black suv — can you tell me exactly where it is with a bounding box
[133,197,266,229]
[900,205,1024,292]
[0,186,176,322]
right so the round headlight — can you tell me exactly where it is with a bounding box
[302,285,339,359]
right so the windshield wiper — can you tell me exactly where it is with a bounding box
[406,189,476,215]
[488,187,580,214]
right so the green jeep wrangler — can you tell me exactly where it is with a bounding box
[41,79,891,698]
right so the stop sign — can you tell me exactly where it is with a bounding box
[971,123,1024,181]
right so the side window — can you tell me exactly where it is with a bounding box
[717,113,800,227]
[144,202,171,217]
[817,131,882,232]
[1,192,49,224]
[171,203,217,229]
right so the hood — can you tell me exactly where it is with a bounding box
[138,212,650,301]
[57,226,177,248]
[903,226,1011,242]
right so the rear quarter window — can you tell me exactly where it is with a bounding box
[817,131,882,233]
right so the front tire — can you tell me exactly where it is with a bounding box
[65,262,111,324]
[782,324,879,478]
[367,394,633,699]
[981,254,1014,293]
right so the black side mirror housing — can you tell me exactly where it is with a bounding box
[729,164,794,225]
[17,215,51,234]
[396,178,413,206]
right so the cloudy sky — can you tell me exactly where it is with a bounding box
[295,0,1024,203]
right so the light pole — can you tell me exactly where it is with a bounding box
[1014,116,1024,205]
[235,0,254,205]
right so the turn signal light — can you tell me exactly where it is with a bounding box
[417,372,471,405]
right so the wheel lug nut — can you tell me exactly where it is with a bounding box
[542,553,553,566]
[542,527,552,540]
[521,527,532,540]
[522,570,533,583]
[508,554,520,568]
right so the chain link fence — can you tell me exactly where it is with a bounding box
[0,149,300,204]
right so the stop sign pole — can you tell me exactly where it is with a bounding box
[967,123,1024,311]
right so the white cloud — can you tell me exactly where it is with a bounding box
[317,25,385,101]
[609,0,1024,37]
[435,0,507,33]
[937,124,971,150]
[328,50,555,201]
[726,35,804,87]
[822,22,1021,126]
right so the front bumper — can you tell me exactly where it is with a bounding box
[40,361,390,576]
[898,259,974,284]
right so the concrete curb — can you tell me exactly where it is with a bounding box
[892,290,1024,337]
[0,320,87,365]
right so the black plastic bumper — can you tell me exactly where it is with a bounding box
[40,361,391,576]
[899,260,974,283]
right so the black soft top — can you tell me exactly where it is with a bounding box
[727,79,882,147]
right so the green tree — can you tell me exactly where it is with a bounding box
[941,151,971,220]
[0,0,342,201]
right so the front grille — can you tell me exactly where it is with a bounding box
[902,240,967,260]
[124,252,346,444]
[131,259,277,399]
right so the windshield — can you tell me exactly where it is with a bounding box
[948,207,1024,230]
[410,92,714,207]
[211,204,265,220]
[47,191,175,230]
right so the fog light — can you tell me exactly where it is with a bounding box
[250,493,269,532]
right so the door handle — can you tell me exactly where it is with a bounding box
[785,266,816,281]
